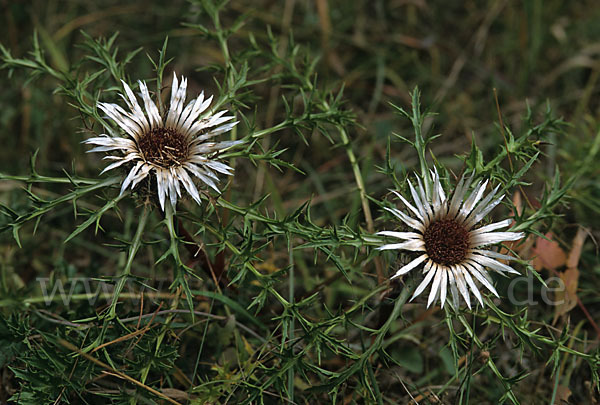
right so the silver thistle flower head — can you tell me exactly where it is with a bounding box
[378,169,524,309]
[85,73,240,211]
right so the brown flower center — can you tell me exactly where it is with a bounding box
[423,219,470,266]
[138,127,189,168]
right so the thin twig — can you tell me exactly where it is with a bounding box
[493,88,535,211]
[57,339,183,405]
[338,126,385,282]
[176,217,234,291]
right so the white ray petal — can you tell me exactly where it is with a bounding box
[170,167,182,198]
[120,80,149,133]
[469,254,520,275]
[458,179,488,221]
[87,136,136,151]
[377,240,425,251]
[376,231,421,240]
[391,254,428,278]
[203,160,235,175]
[471,248,519,262]
[178,91,205,133]
[84,136,121,146]
[204,110,231,127]
[211,140,243,150]
[414,176,434,224]
[99,153,138,174]
[433,168,447,203]
[427,267,443,307]
[189,140,242,155]
[452,266,471,309]
[383,207,424,232]
[119,161,144,196]
[184,163,221,193]
[464,261,499,297]
[461,266,484,306]
[196,165,219,181]
[167,73,178,113]
[467,194,505,228]
[166,74,187,128]
[200,121,239,138]
[411,263,437,301]
[194,122,239,143]
[186,110,227,137]
[447,174,468,218]
[130,164,153,189]
[175,98,197,132]
[167,171,178,208]
[390,190,423,221]
[156,168,168,211]
[175,167,202,205]
[138,80,161,128]
[98,103,136,136]
[98,102,143,139]
[447,269,460,309]
[181,96,215,138]
[408,175,433,226]
[431,169,446,219]
[407,180,427,219]
[207,114,235,129]
[415,172,431,201]
[470,232,524,246]
[197,94,213,116]
[86,137,132,150]
[471,219,512,234]
[422,259,434,274]
[189,143,217,155]
[88,145,125,153]
[463,184,500,227]
[439,267,448,308]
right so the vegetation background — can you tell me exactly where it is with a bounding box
[0,0,599,403]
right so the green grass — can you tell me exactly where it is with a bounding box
[0,0,599,404]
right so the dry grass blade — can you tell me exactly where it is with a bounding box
[57,339,183,405]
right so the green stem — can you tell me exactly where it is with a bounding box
[4,176,121,246]
[329,277,417,389]
[214,197,383,246]
[371,278,416,353]
[0,173,99,185]
[201,221,290,307]
[250,120,289,139]
[408,87,431,195]
[287,234,295,402]
[139,203,181,389]
[338,125,384,280]
[108,203,151,318]
[338,126,374,232]
[163,203,196,314]
[549,371,560,405]
[0,292,180,308]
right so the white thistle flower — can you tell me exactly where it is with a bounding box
[85,73,240,211]
[378,170,524,309]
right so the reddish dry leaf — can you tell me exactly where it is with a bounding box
[554,385,572,404]
[566,227,587,269]
[512,191,523,217]
[553,266,579,324]
[499,191,534,258]
[532,232,567,271]
[553,228,587,323]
